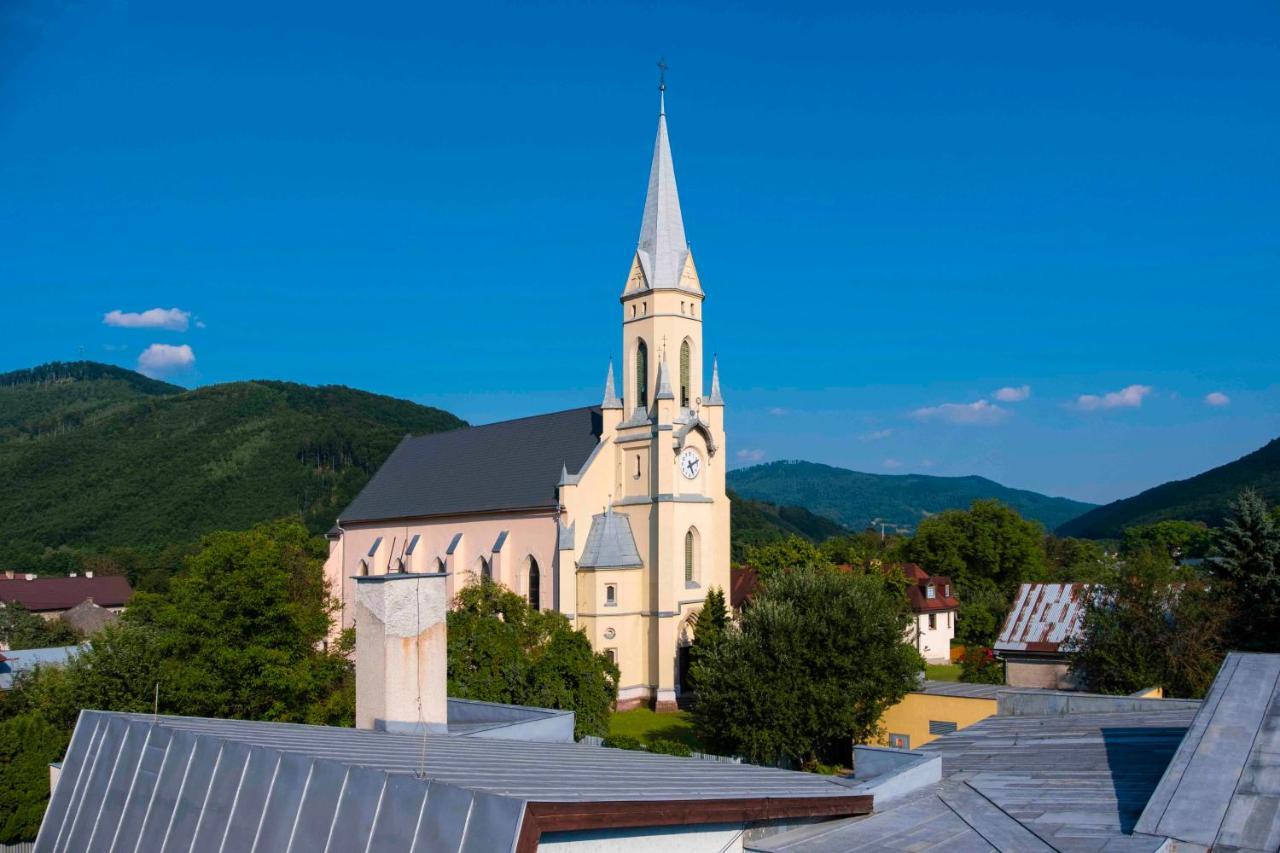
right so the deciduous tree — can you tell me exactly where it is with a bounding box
[447,578,618,739]
[1068,551,1228,698]
[690,566,921,767]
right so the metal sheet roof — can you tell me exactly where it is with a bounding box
[634,100,696,295]
[752,706,1198,852]
[994,582,1091,654]
[39,711,870,853]
[339,407,602,524]
[1135,651,1280,851]
[0,644,79,690]
[577,510,642,568]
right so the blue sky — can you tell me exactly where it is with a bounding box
[1,0,1277,504]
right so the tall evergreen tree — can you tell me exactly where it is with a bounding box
[1217,488,1280,648]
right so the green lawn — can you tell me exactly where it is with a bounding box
[608,708,704,750]
[925,663,961,682]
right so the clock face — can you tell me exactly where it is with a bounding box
[679,448,701,480]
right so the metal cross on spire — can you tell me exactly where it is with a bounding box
[657,58,668,92]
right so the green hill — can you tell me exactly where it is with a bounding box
[0,362,465,563]
[729,490,848,561]
[1058,437,1280,539]
[728,460,1094,532]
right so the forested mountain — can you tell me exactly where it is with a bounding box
[0,362,465,567]
[1058,437,1280,539]
[728,490,848,561]
[728,460,1094,532]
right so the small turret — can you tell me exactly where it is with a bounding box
[705,356,724,406]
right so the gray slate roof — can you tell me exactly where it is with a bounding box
[1134,651,1280,851]
[339,407,602,524]
[40,711,869,853]
[577,510,643,568]
[752,706,1199,852]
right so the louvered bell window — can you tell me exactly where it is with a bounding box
[679,340,690,408]
[636,341,648,409]
[685,530,694,583]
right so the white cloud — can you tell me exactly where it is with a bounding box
[137,343,195,377]
[1205,391,1231,407]
[858,428,894,442]
[994,385,1031,402]
[911,399,1009,425]
[882,458,903,470]
[1075,384,1152,411]
[736,448,766,463]
[104,307,192,331]
[767,407,788,416]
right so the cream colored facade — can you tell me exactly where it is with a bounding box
[325,95,729,711]
[910,610,955,665]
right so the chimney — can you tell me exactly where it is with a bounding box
[85,571,94,579]
[354,571,448,733]
[25,574,35,581]
[69,572,77,578]
[4,571,12,580]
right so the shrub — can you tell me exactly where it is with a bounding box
[958,646,1003,684]
[648,738,693,757]
[601,734,644,751]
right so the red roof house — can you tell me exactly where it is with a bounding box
[0,573,133,614]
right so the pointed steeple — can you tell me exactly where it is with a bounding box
[655,352,675,401]
[705,356,724,405]
[635,82,692,294]
[601,360,622,410]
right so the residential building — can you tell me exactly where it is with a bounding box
[994,582,1089,689]
[877,680,1169,751]
[901,564,957,664]
[0,571,131,645]
[323,87,729,712]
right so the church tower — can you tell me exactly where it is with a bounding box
[601,79,729,711]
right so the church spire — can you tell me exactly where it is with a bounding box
[635,64,691,294]
[601,360,622,410]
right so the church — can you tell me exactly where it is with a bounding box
[324,87,730,711]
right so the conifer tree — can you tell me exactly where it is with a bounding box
[1217,488,1280,648]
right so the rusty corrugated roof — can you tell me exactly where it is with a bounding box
[995,582,1092,654]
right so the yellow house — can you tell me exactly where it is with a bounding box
[877,681,1169,749]
[323,85,730,712]
[877,682,1001,750]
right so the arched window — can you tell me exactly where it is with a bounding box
[684,528,699,585]
[635,340,649,409]
[528,558,541,610]
[479,556,492,581]
[679,340,691,408]
[358,559,369,577]
[435,557,446,574]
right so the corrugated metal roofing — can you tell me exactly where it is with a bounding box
[994,582,1091,654]
[339,407,602,524]
[39,711,871,853]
